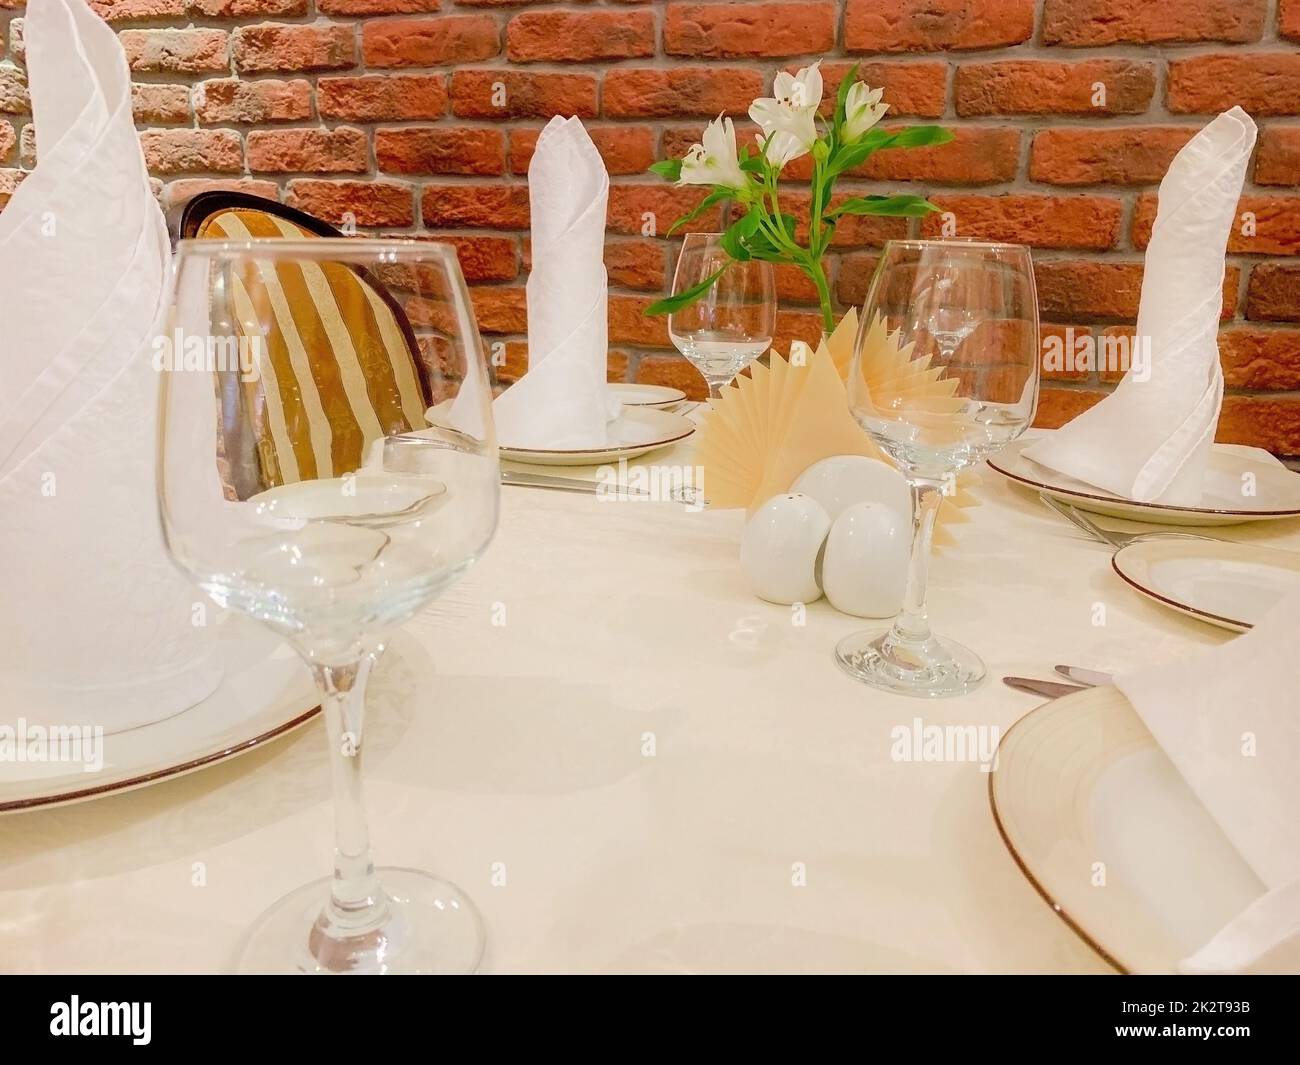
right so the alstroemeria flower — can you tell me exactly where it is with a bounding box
[843,82,889,143]
[749,61,823,167]
[678,115,747,190]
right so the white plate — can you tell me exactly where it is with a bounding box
[988,439,1300,526]
[0,621,318,813]
[1112,538,1300,632]
[990,686,1265,974]
[498,407,696,467]
[608,383,687,409]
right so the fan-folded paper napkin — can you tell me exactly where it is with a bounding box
[1023,107,1257,506]
[1116,588,1300,973]
[0,0,218,732]
[491,116,621,449]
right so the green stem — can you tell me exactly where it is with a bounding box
[805,256,835,333]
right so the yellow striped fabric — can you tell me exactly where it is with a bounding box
[197,208,428,489]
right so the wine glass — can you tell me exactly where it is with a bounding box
[668,232,776,399]
[158,237,499,972]
[838,239,1040,698]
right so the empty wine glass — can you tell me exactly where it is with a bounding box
[668,233,776,399]
[838,239,1040,698]
[159,237,499,972]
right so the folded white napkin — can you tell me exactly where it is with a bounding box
[491,116,620,449]
[1023,107,1257,505]
[0,0,218,732]
[1116,588,1300,973]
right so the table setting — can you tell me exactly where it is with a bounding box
[3,4,1300,980]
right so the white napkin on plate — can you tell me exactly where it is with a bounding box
[1116,588,1300,973]
[0,0,218,732]
[491,116,620,449]
[1023,107,1257,506]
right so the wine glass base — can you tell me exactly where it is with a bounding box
[232,867,484,975]
[835,628,986,699]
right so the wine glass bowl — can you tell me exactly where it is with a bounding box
[838,239,1040,698]
[159,237,499,972]
[667,233,776,399]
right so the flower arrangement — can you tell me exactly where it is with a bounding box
[645,62,953,332]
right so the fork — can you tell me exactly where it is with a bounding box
[1038,493,1213,550]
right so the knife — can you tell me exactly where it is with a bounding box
[1054,664,1114,688]
[500,470,651,497]
[1002,676,1088,700]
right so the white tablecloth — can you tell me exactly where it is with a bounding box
[3,437,1297,974]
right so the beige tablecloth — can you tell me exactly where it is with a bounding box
[3,435,1297,974]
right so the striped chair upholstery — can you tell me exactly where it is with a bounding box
[184,195,428,491]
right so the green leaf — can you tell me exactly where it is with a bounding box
[884,125,954,149]
[649,158,682,181]
[826,194,940,219]
[644,265,728,316]
[718,209,763,261]
[825,127,896,177]
[665,188,730,236]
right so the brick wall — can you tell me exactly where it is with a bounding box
[2,1,1299,452]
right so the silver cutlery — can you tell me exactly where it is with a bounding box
[1054,664,1114,687]
[500,470,650,497]
[1038,492,1212,550]
[1002,676,1088,700]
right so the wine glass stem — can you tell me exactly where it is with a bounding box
[312,649,386,935]
[890,478,945,647]
[705,377,729,403]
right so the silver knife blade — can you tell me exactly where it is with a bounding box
[1054,664,1114,688]
[500,470,650,497]
[1002,676,1088,700]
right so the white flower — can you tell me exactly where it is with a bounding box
[678,115,747,190]
[749,61,823,167]
[843,82,889,143]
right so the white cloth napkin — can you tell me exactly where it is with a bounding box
[0,0,218,732]
[491,116,620,449]
[1023,107,1257,505]
[1116,588,1300,973]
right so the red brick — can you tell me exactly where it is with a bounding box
[422,184,530,229]
[0,66,26,116]
[506,10,655,62]
[774,309,826,353]
[609,293,670,346]
[318,75,447,121]
[363,16,499,68]
[636,355,709,398]
[232,23,356,73]
[162,177,281,212]
[285,180,415,227]
[132,83,190,125]
[509,126,654,176]
[665,2,836,58]
[120,29,229,74]
[604,67,764,119]
[140,129,243,175]
[470,286,528,333]
[782,190,906,248]
[922,195,1123,250]
[1217,395,1300,454]
[955,60,1156,117]
[1132,194,1300,256]
[0,120,14,163]
[1042,0,1265,45]
[317,0,439,12]
[377,127,505,176]
[813,62,948,119]
[1030,128,1197,186]
[90,0,185,21]
[605,240,666,291]
[836,252,879,307]
[846,0,1035,53]
[451,70,598,119]
[1033,387,1106,429]
[606,185,722,237]
[195,78,312,124]
[1247,264,1300,321]
[433,235,518,283]
[1034,260,1240,321]
[189,0,308,15]
[1255,127,1300,186]
[850,126,1019,185]
[247,127,367,173]
[1284,0,1300,42]
[773,262,824,305]
[1167,55,1300,116]
[1218,329,1300,389]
